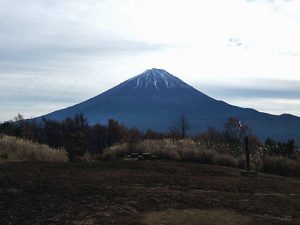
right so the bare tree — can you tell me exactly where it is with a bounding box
[13,113,24,122]
[224,117,251,154]
[170,113,191,139]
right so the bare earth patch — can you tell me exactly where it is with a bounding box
[0,160,299,225]
[143,209,252,225]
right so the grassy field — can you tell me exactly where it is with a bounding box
[0,160,299,225]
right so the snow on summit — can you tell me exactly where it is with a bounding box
[125,68,192,89]
[39,68,300,144]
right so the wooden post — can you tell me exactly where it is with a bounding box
[241,136,257,177]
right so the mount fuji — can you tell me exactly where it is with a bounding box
[39,68,300,143]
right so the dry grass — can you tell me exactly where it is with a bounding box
[103,139,237,167]
[102,143,129,160]
[0,135,68,162]
[261,155,300,177]
[213,154,239,168]
[103,139,300,177]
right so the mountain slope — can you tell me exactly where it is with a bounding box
[40,68,300,143]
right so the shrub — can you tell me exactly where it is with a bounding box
[0,135,68,162]
[213,154,239,168]
[179,148,216,164]
[237,156,245,169]
[197,149,217,164]
[102,138,300,177]
[72,152,94,162]
[102,143,128,160]
[104,139,223,165]
[261,156,300,177]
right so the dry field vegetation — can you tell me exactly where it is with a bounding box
[103,139,300,177]
[0,135,299,177]
[1,136,300,224]
[103,139,241,168]
[0,135,68,162]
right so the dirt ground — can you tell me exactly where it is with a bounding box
[0,160,299,225]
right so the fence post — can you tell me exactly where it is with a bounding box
[241,136,257,177]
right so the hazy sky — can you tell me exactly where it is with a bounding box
[1,0,300,121]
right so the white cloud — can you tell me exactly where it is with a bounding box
[0,0,299,121]
[225,97,300,116]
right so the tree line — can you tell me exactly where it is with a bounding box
[0,114,163,160]
[0,113,298,160]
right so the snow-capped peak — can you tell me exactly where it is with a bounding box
[125,68,192,90]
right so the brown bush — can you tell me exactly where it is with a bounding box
[102,143,128,160]
[261,156,300,177]
[0,135,68,162]
[72,152,94,162]
[213,154,239,168]
[104,139,223,165]
[102,139,300,177]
